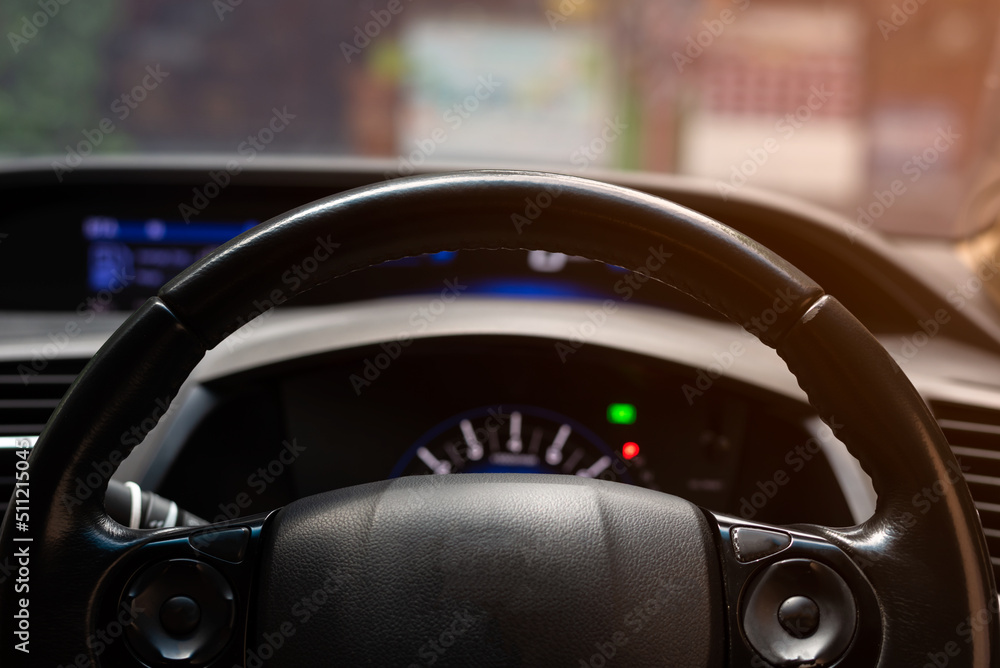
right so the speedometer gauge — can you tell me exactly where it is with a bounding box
[390,405,658,489]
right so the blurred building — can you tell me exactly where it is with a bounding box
[97,0,1000,237]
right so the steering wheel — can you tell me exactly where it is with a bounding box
[2,171,996,667]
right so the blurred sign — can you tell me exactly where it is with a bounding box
[677,7,867,205]
[397,20,619,167]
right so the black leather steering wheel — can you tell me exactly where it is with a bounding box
[2,171,996,666]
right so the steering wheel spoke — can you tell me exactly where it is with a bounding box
[94,513,272,667]
[706,511,881,666]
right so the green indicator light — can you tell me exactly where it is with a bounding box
[607,403,637,425]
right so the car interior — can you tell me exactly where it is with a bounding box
[3,1,1000,666]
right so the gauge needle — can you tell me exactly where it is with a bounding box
[576,455,612,478]
[460,419,485,461]
[507,411,523,453]
[562,447,585,473]
[544,424,572,465]
[443,441,465,467]
[528,427,543,454]
[417,446,452,474]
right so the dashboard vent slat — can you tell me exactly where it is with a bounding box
[932,401,1000,585]
[0,399,62,409]
[0,358,88,515]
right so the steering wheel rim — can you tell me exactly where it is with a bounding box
[2,170,995,666]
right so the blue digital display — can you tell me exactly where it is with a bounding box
[82,217,257,244]
[83,217,258,310]
[80,217,627,312]
[470,278,602,300]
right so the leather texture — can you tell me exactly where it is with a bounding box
[776,296,997,667]
[257,474,723,667]
[158,171,824,349]
[0,298,206,667]
[1,171,995,666]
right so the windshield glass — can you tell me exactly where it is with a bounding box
[2,0,998,238]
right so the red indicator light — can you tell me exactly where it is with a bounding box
[622,442,640,460]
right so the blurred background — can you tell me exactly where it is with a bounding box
[2,0,999,238]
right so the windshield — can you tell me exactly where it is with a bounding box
[2,0,999,238]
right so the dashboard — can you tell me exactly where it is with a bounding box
[151,333,853,527]
[4,158,1000,585]
[2,158,997,346]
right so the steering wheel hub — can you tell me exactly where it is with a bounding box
[257,474,722,666]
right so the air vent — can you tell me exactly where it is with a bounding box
[931,401,1000,584]
[0,358,89,515]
